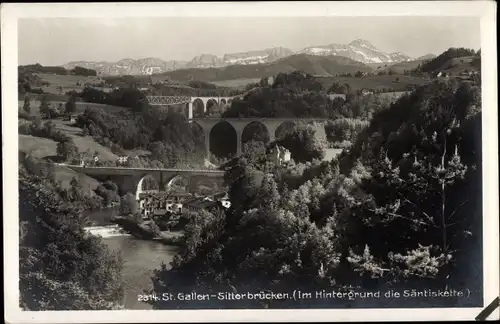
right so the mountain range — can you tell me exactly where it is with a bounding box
[62,39,434,76]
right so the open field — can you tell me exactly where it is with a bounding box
[375,59,427,74]
[19,121,120,162]
[324,148,343,161]
[53,164,101,190]
[35,73,104,94]
[19,134,59,159]
[375,91,411,102]
[19,134,101,190]
[20,117,149,160]
[211,78,261,89]
[441,56,479,74]
[315,75,431,91]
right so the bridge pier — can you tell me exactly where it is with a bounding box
[188,102,193,120]
[266,123,279,144]
[236,128,243,156]
[204,128,211,160]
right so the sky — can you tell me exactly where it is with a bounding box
[18,16,481,66]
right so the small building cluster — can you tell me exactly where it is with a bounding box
[137,192,231,219]
[183,192,231,213]
[79,153,99,167]
[138,193,191,218]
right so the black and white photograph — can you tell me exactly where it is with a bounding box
[2,1,498,322]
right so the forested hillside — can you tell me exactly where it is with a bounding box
[148,75,483,309]
[161,54,372,82]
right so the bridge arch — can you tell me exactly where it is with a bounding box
[206,98,219,116]
[209,120,238,158]
[192,98,205,118]
[136,174,160,201]
[241,121,270,152]
[275,121,298,140]
[166,175,189,192]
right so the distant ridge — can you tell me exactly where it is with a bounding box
[159,54,373,82]
[60,39,414,76]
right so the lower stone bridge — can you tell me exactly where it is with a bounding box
[65,165,225,201]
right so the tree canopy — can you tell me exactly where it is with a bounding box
[19,154,124,310]
[148,77,483,309]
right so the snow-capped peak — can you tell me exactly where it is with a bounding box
[349,39,378,50]
[61,39,413,75]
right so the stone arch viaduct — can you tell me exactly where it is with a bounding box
[66,165,225,201]
[147,95,235,119]
[191,117,329,157]
[146,95,329,158]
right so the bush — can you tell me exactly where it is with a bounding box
[119,193,137,216]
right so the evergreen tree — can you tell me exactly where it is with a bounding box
[39,95,51,119]
[56,138,79,162]
[23,96,31,114]
[65,93,77,115]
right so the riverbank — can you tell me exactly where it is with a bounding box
[110,215,184,246]
[83,207,185,246]
[155,230,184,245]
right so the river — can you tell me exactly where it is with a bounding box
[102,235,178,309]
[84,208,179,310]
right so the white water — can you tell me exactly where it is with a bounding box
[83,224,131,238]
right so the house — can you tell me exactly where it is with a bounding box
[360,88,374,96]
[65,114,77,123]
[436,71,450,78]
[139,195,159,218]
[116,156,129,165]
[269,145,291,165]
